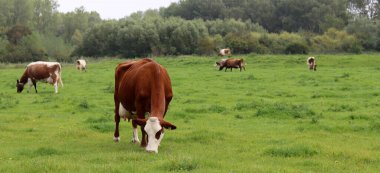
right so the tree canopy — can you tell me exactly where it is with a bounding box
[0,0,379,62]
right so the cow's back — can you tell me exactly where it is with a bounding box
[116,59,172,117]
[226,58,243,66]
[26,62,61,80]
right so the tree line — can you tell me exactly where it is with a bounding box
[0,0,380,62]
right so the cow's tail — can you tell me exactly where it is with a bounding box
[58,63,64,87]
[59,77,64,87]
[240,58,245,65]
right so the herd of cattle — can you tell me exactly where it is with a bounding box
[15,49,317,153]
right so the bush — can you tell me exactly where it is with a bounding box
[285,42,309,54]
[311,28,362,53]
[196,36,215,55]
[224,32,258,54]
[1,33,48,63]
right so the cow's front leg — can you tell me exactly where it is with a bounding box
[131,120,140,143]
[31,79,37,93]
[27,78,33,93]
[140,125,147,147]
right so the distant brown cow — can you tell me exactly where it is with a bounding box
[216,58,246,72]
[218,48,232,57]
[16,61,63,93]
[114,58,176,153]
[307,57,317,71]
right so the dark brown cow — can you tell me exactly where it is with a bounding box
[216,58,246,72]
[307,57,317,71]
[218,48,232,57]
[16,61,63,93]
[113,58,176,153]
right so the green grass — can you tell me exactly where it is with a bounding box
[0,54,380,172]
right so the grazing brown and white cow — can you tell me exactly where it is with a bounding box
[76,59,87,72]
[216,58,246,72]
[307,57,317,71]
[218,48,232,57]
[114,58,176,153]
[16,61,63,93]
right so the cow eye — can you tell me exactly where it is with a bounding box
[155,129,162,140]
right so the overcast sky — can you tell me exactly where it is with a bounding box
[56,0,179,19]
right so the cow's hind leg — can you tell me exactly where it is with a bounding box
[113,108,120,142]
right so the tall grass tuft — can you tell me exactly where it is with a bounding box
[255,102,315,118]
[79,99,89,109]
[328,104,355,112]
[265,145,319,158]
[86,115,113,133]
[164,157,199,172]
[0,93,18,109]
[19,147,61,158]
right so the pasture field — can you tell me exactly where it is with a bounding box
[0,54,380,173]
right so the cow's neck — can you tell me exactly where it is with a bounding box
[19,71,29,84]
[150,67,166,118]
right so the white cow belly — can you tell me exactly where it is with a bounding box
[119,103,127,118]
[46,77,54,84]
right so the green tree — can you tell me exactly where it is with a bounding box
[346,17,380,50]
[12,0,33,26]
[32,0,59,34]
[6,25,32,45]
[348,0,380,19]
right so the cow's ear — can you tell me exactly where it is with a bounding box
[16,79,20,83]
[133,118,147,126]
[161,120,176,130]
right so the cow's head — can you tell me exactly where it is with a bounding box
[216,59,227,70]
[134,117,176,153]
[16,79,25,93]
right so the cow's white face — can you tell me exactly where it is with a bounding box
[144,117,164,153]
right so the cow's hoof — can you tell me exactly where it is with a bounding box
[146,150,158,154]
[131,139,140,144]
[113,137,120,142]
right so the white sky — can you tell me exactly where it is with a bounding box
[56,0,179,19]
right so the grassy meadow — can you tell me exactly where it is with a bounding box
[0,54,380,172]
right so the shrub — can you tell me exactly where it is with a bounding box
[79,100,89,109]
[285,42,309,54]
[311,28,362,53]
[196,36,215,55]
[2,33,48,63]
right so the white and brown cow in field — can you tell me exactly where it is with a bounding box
[114,58,176,153]
[216,58,246,72]
[218,48,232,57]
[16,61,63,93]
[76,59,87,72]
[307,57,317,71]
